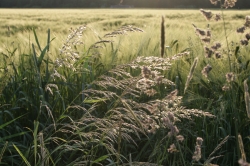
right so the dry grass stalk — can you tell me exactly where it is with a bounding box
[161,16,165,58]
[244,79,250,118]
[205,135,229,165]
[184,57,198,94]
[238,134,246,162]
[39,132,46,166]
[104,25,144,38]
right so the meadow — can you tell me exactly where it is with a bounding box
[0,8,250,165]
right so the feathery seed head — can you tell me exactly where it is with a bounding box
[237,26,246,33]
[144,89,157,96]
[196,28,206,36]
[245,16,250,28]
[214,14,221,21]
[223,0,237,8]
[222,85,230,91]
[201,64,212,78]
[200,9,213,20]
[204,46,213,58]
[168,112,175,122]
[245,33,250,40]
[196,137,203,146]
[210,0,219,5]
[141,66,151,78]
[168,125,179,136]
[211,42,222,50]
[226,72,235,82]
[201,37,211,43]
[215,52,222,59]
[240,39,249,46]
[238,159,250,166]
[206,29,211,37]
[166,89,178,100]
[176,135,185,142]
[192,145,202,161]
[168,144,178,153]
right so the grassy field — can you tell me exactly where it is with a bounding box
[1,8,250,165]
[1,9,250,59]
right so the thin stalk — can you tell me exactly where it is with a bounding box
[161,16,165,58]
[176,141,186,166]
[116,119,122,165]
[220,6,231,72]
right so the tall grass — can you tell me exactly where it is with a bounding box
[1,5,250,166]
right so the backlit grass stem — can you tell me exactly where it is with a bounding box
[184,57,198,94]
[161,15,165,58]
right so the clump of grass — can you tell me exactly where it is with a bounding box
[177,0,250,165]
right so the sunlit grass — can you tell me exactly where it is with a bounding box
[1,8,250,165]
[1,9,250,60]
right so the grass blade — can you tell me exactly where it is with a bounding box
[33,28,42,52]
[0,115,25,130]
[0,141,8,163]
[47,29,50,52]
[13,144,31,166]
[184,57,198,94]
[33,120,39,165]
[161,15,165,58]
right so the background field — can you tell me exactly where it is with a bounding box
[1,9,250,60]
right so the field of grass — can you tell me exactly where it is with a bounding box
[1,9,250,59]
[1,8,250,165]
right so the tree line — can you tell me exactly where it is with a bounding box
[0,0,250,8]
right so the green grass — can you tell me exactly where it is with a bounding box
[1,8,250,165]
[1,9,250,59]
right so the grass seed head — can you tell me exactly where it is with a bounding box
[210,0,219,5]
[201,64,212,78]
[196,137,203,146]
[222,85,230,91]
[142,66,151,78]
[215,52,222,59]
[192,137,203,161]
[176,135,184,142]
[245,16,250,28]
[200,9,213,21]
[238,159,250,166]
[211,42,222,50]
[204,46,213,58]
[245,33,250,40]
[196,28,206,36]
[237,26,246,33]
[214,14,221,21]
[168,143,178,153]
[223,0,237,8]
[240,39,249,46]
[226,72,235,82]
[193,145,202,161]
